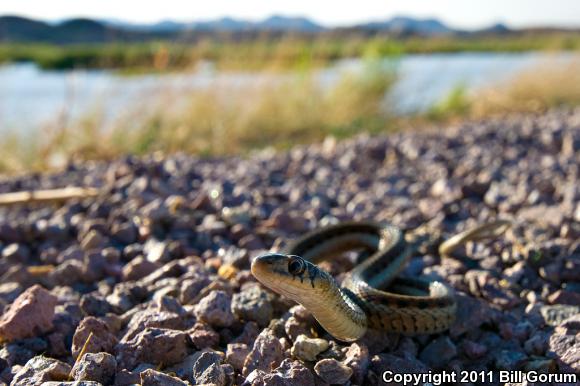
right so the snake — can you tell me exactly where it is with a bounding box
[251,220,511,342]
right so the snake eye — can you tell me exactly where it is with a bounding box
[288,256,305,275]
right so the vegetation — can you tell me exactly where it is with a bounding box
[427,60,580,120]
[0,61,396,173]
[1,51,580,175]
[2,32,580,71]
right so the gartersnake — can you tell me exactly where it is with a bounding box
[251,220,511,342]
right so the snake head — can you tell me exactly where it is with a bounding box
[251,253,332,302]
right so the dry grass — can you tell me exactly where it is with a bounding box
[0,61,395,174]
[471,60,580,116]
[429,59,580,120]
[3,59,580,175]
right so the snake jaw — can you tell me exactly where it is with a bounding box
[252,253,328,301]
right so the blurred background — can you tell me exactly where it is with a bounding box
[0,0,579,173]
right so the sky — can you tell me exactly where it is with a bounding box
[2,0,580,29]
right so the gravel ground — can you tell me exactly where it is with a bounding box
[0,109,579,386]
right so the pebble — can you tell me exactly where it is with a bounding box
[71,352,117,384]
[260,359,315,386]
[290,334,329,362]
[343,342,370,385]
[116,327,190,369]
[226,343,250,372]
[0,285,57,342]
[419,336,458,368]
[139,368,188,386]
[71,317,118,359]
[493,349,528,370]
[314,358,353,384]
[548,320,580,372]
[41,382,103,386]
[10,356,71,386]
[194,290,235,328]
[243,329,284,376]
[192,351,225,386]
[0,110,579,384]
[188,322,220,349]
[1,244,30,263]
[231,285,274,327]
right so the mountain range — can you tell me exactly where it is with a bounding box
[0,14,569,44]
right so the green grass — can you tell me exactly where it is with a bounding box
[2,32,580,71]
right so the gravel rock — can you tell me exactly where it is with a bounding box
[191,351,223,382]
[493,349,527,370]
[460,340,487,359]
[231,285,274,327]
[0,110,579,384]
[314,358,353,384]
[41,382,103,386]
[116,327,190,369]
[10,356,71,386]
[121,257,159,281]
[548,322,580,372]
[242,329,284,376]
[226,343,250,372]
[194,290,235,328]
[290,335,329,362]
[259,359,315,386]
[71,317,118,359]
[0,285,57,342]
[343,342,370,385]
[1,244,30,264]
[419,336,457,368]
[139,368,188,386]
[188,322,220,350]
[70,352,116,384]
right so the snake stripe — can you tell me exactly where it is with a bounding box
[251,221,509,341]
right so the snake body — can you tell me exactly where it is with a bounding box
[251,221,510,342]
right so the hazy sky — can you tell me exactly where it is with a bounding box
[2,0,580,29]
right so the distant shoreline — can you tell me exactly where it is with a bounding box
[2,33,580,72]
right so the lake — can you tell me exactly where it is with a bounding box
[0,52,577,133]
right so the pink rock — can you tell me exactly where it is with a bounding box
[72,317,118,359]
[0,284,57,342]
[242,329,284,376]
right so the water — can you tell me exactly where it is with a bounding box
[0,52,577,133]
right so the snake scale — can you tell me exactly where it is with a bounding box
[251,220,511,342]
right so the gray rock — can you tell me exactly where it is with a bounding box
[314,358,353,385]
[419,336,457,369]
[231,285,274,327]
[116,327,190,369]
[195,290,235,328]
[41,382,103,386]
[548,325,580,372]
[196,363,225,386]
[1,244,30,263]
[493,350,527,370]
[192,351,223,382]
[460,340,487,359]
[71,352,116,384]
[10,356,71,386]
